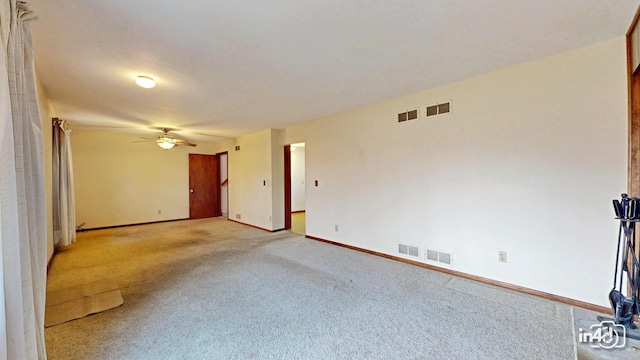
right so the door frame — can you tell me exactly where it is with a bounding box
[217,151,229,217]
[284,145,292,229]
[626,6,640,295]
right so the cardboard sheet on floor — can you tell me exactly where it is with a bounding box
[45,279,123,327]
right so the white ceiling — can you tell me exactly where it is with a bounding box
[28,0,639,143]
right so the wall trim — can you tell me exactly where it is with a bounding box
[47,249,57,274]
[228,218,284,233]
[291,210,305,214]
[305,235,611,315]
[80,218,190,232]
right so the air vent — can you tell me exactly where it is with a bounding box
[426,249,438,262]
[426,101,451,117]
[399,244,408,254]
[425,248,452,266]
[397,109,419,123]
[398,243,419,258]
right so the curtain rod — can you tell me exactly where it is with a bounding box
[52,118,71,130]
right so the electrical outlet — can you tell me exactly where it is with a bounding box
[498,251,507,263]
[269,216,272,222]
[334,225,339,232]
[157,209,162,214]
[236,214,241,219]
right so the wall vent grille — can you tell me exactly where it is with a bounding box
[426,249,438,262]
[398,243,419,257]
[426,101,451,117]
[397,109,419,123]
[425,248,452,266]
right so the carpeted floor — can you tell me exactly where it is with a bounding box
[46,218,578,359]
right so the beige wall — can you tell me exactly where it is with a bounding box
[281,37,628,307]
[228,129,284,230]
[290,146,306,212]
[271,129,285,229]
[72,130,230,229]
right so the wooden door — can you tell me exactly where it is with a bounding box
[629,13,640,292]
[189,154,221,219]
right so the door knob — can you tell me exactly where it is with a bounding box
[190,189,194,193]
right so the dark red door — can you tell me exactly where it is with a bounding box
[189,154,221,219]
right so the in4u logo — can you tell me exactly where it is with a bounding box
[578,321,626,349]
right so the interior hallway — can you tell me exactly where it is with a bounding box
[290,211,305,235]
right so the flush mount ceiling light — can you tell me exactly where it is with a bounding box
[135,75,156,88]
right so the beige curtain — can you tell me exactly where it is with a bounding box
[0,1,47,359]
[52,118,76,247]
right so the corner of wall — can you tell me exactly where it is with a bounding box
[271,129,285,229]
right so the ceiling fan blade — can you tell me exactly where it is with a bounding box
[175,139,197,147]
[139,137,157,141]
[133,140,154,143]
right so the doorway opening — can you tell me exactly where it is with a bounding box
[284,142,306,235]
[219,152,229,218]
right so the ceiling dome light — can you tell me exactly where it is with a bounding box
[156,136,176,150]
[135,75,156,88]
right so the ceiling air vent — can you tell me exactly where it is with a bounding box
[426,101,451,117]
[397,109,418,123]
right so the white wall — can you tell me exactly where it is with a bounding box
[291,146,306,212]
[228,128,284,231]
[271,130,285,229]
[282,37,628,307]
[72,130,229,228]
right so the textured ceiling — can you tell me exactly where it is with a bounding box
[28,0,639,142]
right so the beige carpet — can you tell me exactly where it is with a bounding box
[45,217,577,359]
[45,278,123,327]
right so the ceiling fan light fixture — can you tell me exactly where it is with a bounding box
[135,75,156,89]
[156,136,176,150]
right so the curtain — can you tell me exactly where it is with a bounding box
[52,118,75,247]
[0,1,47,359]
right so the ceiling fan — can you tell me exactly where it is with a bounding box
[137,128,197,150]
